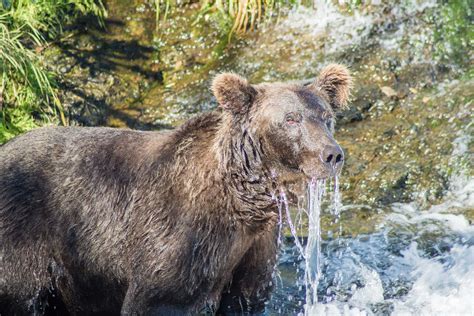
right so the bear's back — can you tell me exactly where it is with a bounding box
[0,126,172,241]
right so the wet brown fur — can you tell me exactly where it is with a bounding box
[0,65,352,315]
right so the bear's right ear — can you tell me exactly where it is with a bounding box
[212,73,257,114]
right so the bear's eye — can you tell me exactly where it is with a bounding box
[285,112,301,125]
[322,111,333,120]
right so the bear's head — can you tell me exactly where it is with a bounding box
[212,64,352,184]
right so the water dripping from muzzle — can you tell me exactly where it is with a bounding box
[275,176,342,314]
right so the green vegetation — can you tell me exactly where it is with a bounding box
[202,0,279,34]
[433,0,473,66]
[0,0,105,143]
[2,0,291,143]
[155,0,296,38]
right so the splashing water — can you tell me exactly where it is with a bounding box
[280,0,374,54]
[304,179,326,314]
[274,191,284,248]
[278,177,343,315]
[331,176,343,239]
[280,189,306,257]
[332,176,342,219]
[272,175,474,315]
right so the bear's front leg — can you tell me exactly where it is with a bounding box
[217,227,278,315]
[121,280,193,316]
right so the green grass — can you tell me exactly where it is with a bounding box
[0,15,56,142]
[155,0,296,38]
[0,0,105,143]
[206,0,279,34]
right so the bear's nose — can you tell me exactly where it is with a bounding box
[321,145,344,171]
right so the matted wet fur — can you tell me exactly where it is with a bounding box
[0,65,352,315]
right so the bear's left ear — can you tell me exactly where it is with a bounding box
[309,64,353,111]
[212,73,257,114]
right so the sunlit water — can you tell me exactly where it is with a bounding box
[270,175,473,315]
[304,179,325,314]
[276,178,335,315]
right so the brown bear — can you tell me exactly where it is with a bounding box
[0,64,352,315]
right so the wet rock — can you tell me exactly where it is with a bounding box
[380,86,397,98]
[59,66,71,74]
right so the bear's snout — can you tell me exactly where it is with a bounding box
[321,144,344,174]
[299,141,345,180]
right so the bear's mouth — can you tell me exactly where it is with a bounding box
[271,166,331,186]
[300,158,343,181]
[302,166,328,178]
[270,158,343,186]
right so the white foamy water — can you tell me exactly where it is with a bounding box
[280,0,374,54]
[278,0,438,55]
[392,243,474,316]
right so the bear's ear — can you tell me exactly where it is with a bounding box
[212,73,257,114]
[309,64,353,111]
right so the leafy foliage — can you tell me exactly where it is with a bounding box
[0,0,105,143]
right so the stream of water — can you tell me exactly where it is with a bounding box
[304,179,326,315]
